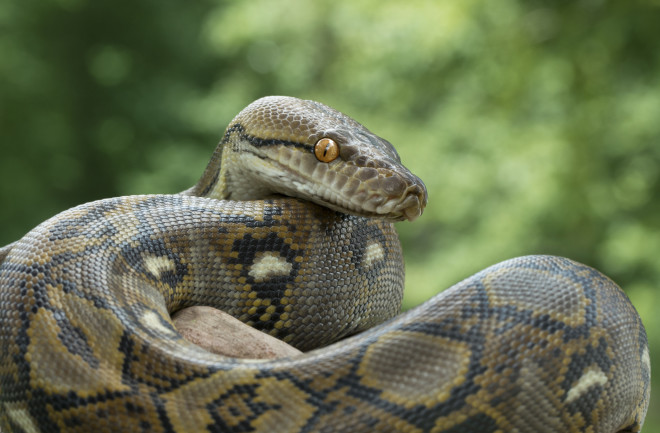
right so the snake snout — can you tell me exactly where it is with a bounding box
[388,174,427,221]
[353,169,427,221]
[399,180,427,221]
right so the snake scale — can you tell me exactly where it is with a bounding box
[0,96,650,432]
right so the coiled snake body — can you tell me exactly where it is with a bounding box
[0,97,650,432]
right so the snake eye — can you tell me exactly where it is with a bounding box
[314,138,339,163]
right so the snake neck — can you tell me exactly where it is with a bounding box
[183,135,278,201]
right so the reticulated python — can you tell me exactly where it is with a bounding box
[0,96,650,432]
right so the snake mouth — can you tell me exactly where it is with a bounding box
[261,149,427,221]
[335,176,427,221]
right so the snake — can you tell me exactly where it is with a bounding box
[0,96,651,432]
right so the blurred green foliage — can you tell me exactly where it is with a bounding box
[1,0,659,428]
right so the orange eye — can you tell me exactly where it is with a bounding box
[314,138,339,163]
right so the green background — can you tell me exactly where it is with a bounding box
[1,0,658,428]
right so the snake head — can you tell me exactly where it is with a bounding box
[213,96,428,221]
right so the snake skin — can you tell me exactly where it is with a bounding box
[0,97,650,432]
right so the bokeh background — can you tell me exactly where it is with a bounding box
[1,0,658,428]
